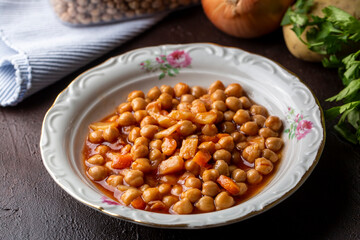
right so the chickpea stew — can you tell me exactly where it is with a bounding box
[83,81,284,214]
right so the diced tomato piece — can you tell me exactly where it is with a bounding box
[217,175,240,196]
[192,150,211,167]
[111,153,133,169]
[131,196,146,210]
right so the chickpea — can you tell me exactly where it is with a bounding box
[139,184,150,192]
[131,144,149,159]
[222,111,234,121]
[232,169,247,182]
[163,195,179,208]
[181,188,202,203]
[213,149,231,163]
[148,139,162,151]
[158,92,173,110]
[214,192,235,210]
[140,125,159,139]
[218,136,235,152]
[220,121,236,134]
[233,109,251,125]
[106,175,123,187]
[128,127,141,143]
[202,169,220,182]
[242,144,261,163]
[239,96,252,109]
[131,158,152,173]
[185,177,202,189]
[262,149,279,162]
[198,141,216,155]
[225,97,242,112]
[160,85,175,97]
[117,185,131,192]
[134,136,149,146]
[95,145,110,156]
[224,83,243,97]
[255,158,274,175]
[103,126,119,143]
[142,187,160,203]
[88,166,108,181]
[121,188,142,205]
[237,182,248,195]
[88,130,103,143]
[134,110,148,123]
[127,90,145,102]
[252,115,266,127]
[140,116,157,128]
[231,150,242,165]
[259,127,278,138]
[149,149,165,165]
[177,102,191,111]
[191,100,207,113]
[87,154,105,165]
[195,196,215,212]
[211,100,227,112]
[250,105,267,116]
[179,120,196,136]
[158,183,172,195]
[231,131,246,143]
[208,80,225,94]
[172,198,193,214]
[191,86,206,98]
[171,184,183,196]
[147,86,161,100]
[117,112,136,126]
[202,124,218,136]
[148,201,167,212]
[247,169,263,184]
[104,161,113,171]
[174,82,190,97]
[172,98,180,107]
[181,94,195,103]
[211,89,226,102]
[214,160,229,176]
[236,142,250,151]
[211,109,224,123]
[201,181,220,197]
[117,102,132,114]
[124,170,144,187]
[265,137,284,152]
[265,116,283,132]
[185,160,201,175]
[131,97,147,111]
[240,121,259,136]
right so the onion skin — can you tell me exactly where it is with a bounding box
[201,0,294,38]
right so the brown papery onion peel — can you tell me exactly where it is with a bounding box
[201,0,294,38]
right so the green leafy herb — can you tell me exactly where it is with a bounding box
[282,1,360,144]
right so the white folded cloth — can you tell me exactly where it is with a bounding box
[0,0,164,106]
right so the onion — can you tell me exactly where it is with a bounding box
[201,0,294,38]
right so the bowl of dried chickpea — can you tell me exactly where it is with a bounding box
[40,43,325,228]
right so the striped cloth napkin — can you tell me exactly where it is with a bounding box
[0,0,165,107]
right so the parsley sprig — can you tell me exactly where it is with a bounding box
[281,0,360,144]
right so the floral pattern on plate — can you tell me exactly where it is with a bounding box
[140,50,192,79]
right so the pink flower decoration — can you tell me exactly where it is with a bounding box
[156,56,165,64]
[166,50,192,68]
[101,196,120,205]
[296,120,313,140]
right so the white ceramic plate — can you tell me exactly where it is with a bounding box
[40,43,325,229]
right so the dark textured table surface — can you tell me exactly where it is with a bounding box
[1,6,359,240]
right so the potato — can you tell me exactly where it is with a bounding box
[282,0,360,62]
